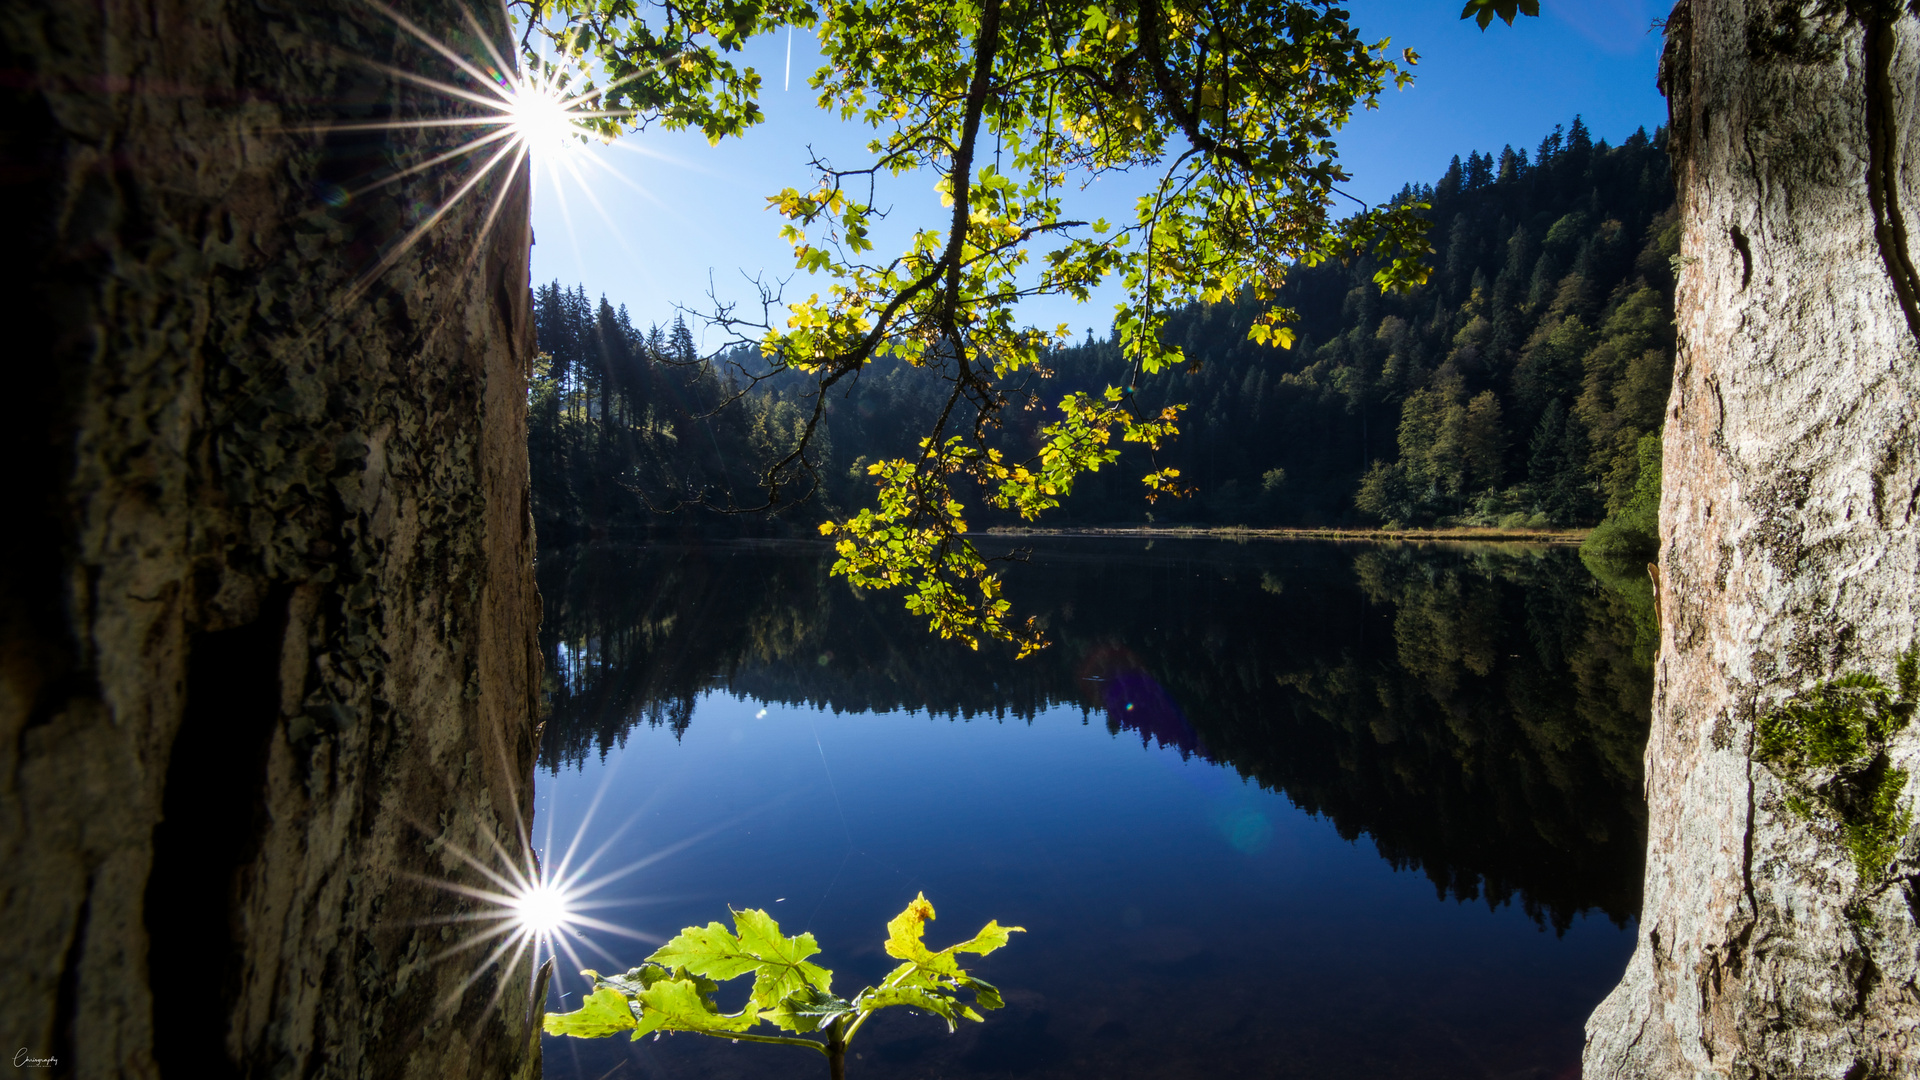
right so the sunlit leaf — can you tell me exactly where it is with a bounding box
[543,986,639,1038]
[766,985,858,1033]
[734,907,835,1005]
[648,921,758,980]
[648,909,833,1009]
[884,893,1025,974]
[631,971,759,1037]
[883,893,946,968]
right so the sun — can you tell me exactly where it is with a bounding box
[500,56,607,161]
[506,78,588,155]
[510,875,575,935]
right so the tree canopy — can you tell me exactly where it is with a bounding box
[528,0,1479,650]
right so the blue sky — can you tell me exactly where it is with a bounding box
[526,0,1669,344]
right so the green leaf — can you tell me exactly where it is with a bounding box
[649,921,761,980]
[647,909,833,1009]
[632,971,759,1038]
[543,986,640,1039]
[854,982,979,1032]
[592,965,672,997]
[860,894,1025,1030]
[884,892,1024,971]
[766,985,857,1033]
[1459,0,1538,29]
[883,893,949,968]
[948,920,1022,957]
[733,908,835,1006]
[959,975,1006,1010]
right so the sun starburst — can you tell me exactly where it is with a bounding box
[502,70,593,155]
[511,875,575,935]
[304,0,659,305]
[404,737,759,1035]
[409,821,650,1031]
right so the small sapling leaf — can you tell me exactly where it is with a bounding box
[768,984,858,1032]
[544,895,1020,1075]
[543,987,640,1038]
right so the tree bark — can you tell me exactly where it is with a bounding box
[1588,1,1920,1075]
[0,1,544,1077]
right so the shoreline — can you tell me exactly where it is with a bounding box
[976,524,1591,545]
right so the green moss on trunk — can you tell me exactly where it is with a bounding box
[1754,645,1918,886]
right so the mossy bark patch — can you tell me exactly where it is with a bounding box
[1755,649,1918,884]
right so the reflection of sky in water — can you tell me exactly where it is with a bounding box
[537,690,1631,1080]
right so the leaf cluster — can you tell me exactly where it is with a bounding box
[544,893,1022,1064]
[1457,0,1539,30]
[531,0,1435,649]
[532,0,822,144]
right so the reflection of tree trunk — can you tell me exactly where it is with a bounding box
[1588,2,1920,1075]
[1,2,543,1077]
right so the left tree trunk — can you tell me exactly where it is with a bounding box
[0,1,544,1076]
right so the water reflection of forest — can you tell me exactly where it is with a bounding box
[537,538,1654,930]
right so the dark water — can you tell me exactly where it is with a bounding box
[532,538,1654,1080]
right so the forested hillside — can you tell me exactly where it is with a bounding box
[530,117,1675,538]
[1031,118,1676,530]
[527,288,819,541]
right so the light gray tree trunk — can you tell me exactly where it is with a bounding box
[0,1,545,1077]
[1588,1,1920,1075]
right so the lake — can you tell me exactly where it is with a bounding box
[531,537,1653,1080]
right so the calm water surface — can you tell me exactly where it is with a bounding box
[532,538,1654,1080]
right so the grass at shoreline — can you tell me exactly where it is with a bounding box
[977,524,1590,545]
